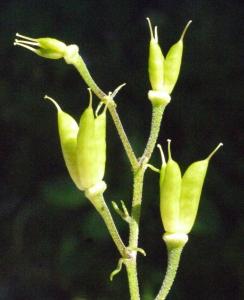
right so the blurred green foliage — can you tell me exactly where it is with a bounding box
[0,0,243,299]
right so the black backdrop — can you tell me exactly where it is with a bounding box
[0,1,243,299]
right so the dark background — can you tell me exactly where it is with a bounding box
[0,0,243,299]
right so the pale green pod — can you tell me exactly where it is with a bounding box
[44,96,81,189]
[160,140,182,233]
[14,34,68,59]
[179,160,208,233]
[163,21,192,94]
[179,143,223,233]
[157,144,166,183]
[76,91,106,190]
[76,105,97,189]
[147,18,165,91]
[94,111,106,182]
[38,38,67,54]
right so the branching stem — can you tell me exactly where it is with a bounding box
[125,104,167,299]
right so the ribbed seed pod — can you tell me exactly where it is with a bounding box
[163,21,192,94]
[76,105,97,189]
[160,140,182,233]
[147,18,164,91]
[44,96,81,189]
[159,141,223,235]
[37,38,67,55]
[76,90,107,190]
[45,91,106,192]
[94,111,106,182]
[179,143,223,233]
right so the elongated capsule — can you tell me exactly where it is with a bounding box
[179,143,223,233]
[147,18,164,91]
[44,96,81,189]
[160,140,182,233]
[163,21,192,94]
[14,33,79,61]
[76,90,107,189]
[94,111,106,182]
[45,91,107,192]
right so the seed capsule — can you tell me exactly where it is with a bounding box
[44,96,81,189]
[14,33,79,62]
[45,90,106,191]
[163,21,192,94]
[76,92,106,189]
[159,141,223,234]
[159,140,182,233]
[147,18,164,91]
[179,143,223,233]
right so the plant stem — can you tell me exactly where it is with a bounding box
[140,104,166,164]
[125,104,166,299]
[125,258,141,300]
[155,246,184,300]
[87,190,126,257]
[70,53,138,170]
[69,52,168,300]
[107,101,139,170]
[70,52,106,99]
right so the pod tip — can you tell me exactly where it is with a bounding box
[180,20,192,40]
[157,144,166,165]
[167,139,172,160]
[207,142,223,160]
[44,95,61,112]
[146,17,158,42]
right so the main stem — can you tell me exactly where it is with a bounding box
[125,167,145,300]
[141,104,166,163]
[126,104,167,300]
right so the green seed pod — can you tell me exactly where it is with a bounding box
[44,96,81,189]
[160,140,182,233]
[163,21,192,94]
[147,18,164,91]
[14,33,78,60]
[76,90,106,189]
[179,143,223,233]
[45,91,106,191]
[94,111,106,181]
[38,37,67,56]
[76,105,96,189]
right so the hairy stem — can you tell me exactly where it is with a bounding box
[69,52,168,300]
[155,246,184,300]
[87,191,126,257]
[125,104,166,299]
[71,53,106,99]
[140,104,166,164]
[107,101,139,170]
[125,258,141,300]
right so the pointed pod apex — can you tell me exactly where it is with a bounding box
[180,20,192,40]
[87,88,93,108]
[44,95,62,112]
[157,144,166,166]
[206,143,223,161]
[167,139,172,160]
[146,17,158,43]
